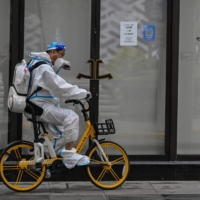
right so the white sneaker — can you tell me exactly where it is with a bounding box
[58,147,90,169]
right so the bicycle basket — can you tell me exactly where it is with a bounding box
[94,119,115,135]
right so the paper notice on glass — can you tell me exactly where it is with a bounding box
[120,22,137,46]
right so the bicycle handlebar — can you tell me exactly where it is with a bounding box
[65,99,90,112]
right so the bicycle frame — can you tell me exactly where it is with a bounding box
[75,120,110,165]
[31,120,110,167]
[76,120,95,153]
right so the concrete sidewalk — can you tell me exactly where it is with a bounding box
[1,181,200,199]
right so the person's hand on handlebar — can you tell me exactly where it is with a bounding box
[85,92,92,100]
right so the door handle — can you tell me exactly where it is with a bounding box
[76,59,113,80]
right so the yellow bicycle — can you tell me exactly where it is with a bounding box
[0,99,130,192]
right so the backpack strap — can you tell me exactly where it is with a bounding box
[27,59,33,66]
[25,61,50,115]
[28,87,42,99]
[29,61,47,72]
[27,61,48,99]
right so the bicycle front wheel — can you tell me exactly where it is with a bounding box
[0,141,46,192]
[86,141,130,190]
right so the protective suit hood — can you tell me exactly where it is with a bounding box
[29,52,52,64]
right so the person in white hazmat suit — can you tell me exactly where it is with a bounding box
[25,41,91,169]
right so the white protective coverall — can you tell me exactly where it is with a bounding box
[25,52,89,168]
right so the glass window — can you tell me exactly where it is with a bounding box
[99,0,167,155]
[177,0,200,154]
[0,0,10,148]
[23,0,91,152]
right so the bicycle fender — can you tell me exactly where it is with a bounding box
[0,140,34,157]
[85,139,105,155]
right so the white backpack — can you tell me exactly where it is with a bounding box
[7,60,47,113]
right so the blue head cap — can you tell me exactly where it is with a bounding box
[47,41,66,51]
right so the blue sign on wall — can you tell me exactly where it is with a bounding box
[143,25,155,41]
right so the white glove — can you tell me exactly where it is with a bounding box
[61,60,71,70]
[54,58,71,70]
[85,92,92,100]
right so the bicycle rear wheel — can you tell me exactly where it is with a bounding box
[0,141,46,192]
[85,141,130,189]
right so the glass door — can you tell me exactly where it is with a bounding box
[23,0,91,152]
[99,0,168,155]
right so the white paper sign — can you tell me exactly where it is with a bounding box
[120,21,137,46]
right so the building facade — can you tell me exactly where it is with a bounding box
[0,0,200,180]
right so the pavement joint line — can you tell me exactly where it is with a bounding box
[103,189,109,200]
[150,181,163,197]
[48,181,50,190]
